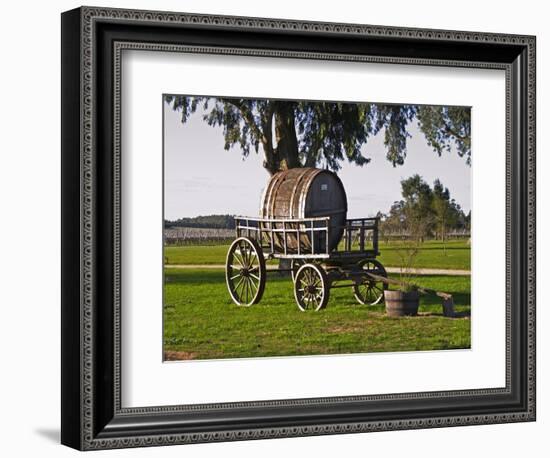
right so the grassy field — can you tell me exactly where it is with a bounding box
[164,239,471,270]
[164,267,470,360]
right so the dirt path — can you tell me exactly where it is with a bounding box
[165,264,470,276]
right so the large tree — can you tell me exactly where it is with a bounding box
[380,176,467,243]
[400,175,436,241]
[165,96,470,175]
[432,179,462,244]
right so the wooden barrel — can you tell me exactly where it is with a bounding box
[384,290,420,317]
[260,168,347,253]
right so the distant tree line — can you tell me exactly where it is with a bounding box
[165,214,235,229]
[379,175,470,244]
[164,227,234,246]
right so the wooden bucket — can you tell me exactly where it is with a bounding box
[384,290,420,317]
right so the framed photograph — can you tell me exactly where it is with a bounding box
[61,6,536,450]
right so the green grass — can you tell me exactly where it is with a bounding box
[163,267,470,360]
[379,239,470,270]
[165,244,229,265]
[164,239,471,270]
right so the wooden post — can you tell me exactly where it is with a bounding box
[442,297,455,318]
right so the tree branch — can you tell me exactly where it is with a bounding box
[223,99,266,144]
[443,121,467,140]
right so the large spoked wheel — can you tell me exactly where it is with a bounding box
[353,259,388,305]
[293,263,330,311]
[225,237,266,306]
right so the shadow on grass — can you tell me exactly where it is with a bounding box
[421,292,470,307]
[419,309,471,319]
[165,269,224,285]
[381,245,469,252]
[165,268,291,286]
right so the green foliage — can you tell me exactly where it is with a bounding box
[163,269,470,360]
[432,179,463,242]
[416,106,471,164]
[372,104,416,165]
[380,175,468,241]
[381,175,435,242]
[165,95,471,174]
[400,174,436,240]
[378,176,470,284]
[296,101,373,170]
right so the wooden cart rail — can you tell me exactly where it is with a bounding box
[234,216,380,259]
[235,215,332,258]
[341,217,380,254]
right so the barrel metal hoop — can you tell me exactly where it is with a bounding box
[289,168,317,219]
[263,169,286,218]
[298,168,323,217]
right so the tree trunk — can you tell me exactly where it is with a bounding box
[270,102,301,272]
[274,102,300,170]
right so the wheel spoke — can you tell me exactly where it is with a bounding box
[233,250,245,268]
[248,275,259,290]
[245,246,253,267]
[240,244,248,261]
[249,252,258,268]
[248,277,254,302]
[237,278,247,298]
[234,277,244,295]
[244,277,250,303]
[237,242,245,264]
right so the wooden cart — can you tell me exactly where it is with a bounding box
[225,216,388,311]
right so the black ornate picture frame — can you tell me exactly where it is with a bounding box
[61,6,536,450]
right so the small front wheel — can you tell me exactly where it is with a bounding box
[225,237,266,306]
[353,259,387,305]
[293,263,329,311]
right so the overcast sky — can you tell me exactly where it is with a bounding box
[164,100,471,220]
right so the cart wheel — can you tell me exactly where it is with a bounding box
[353,259,387,305]
[225,237,266,306]
[293,263,329,311]
[291,259,304,282]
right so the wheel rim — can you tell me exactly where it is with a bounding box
[294,264,328,311]
[291,259,304,282]
[353,260,387,305]
[226,238,265,306]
